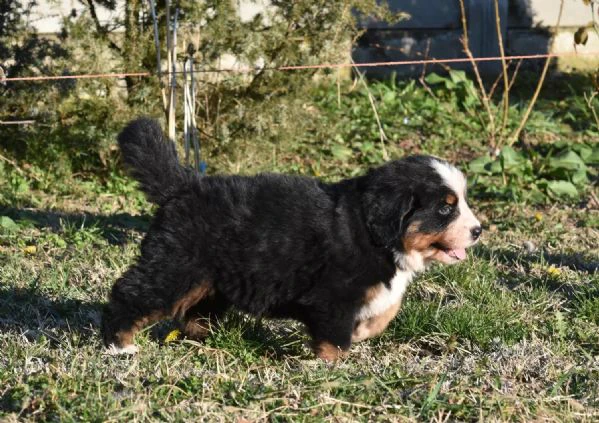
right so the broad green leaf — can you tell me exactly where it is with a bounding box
[443,80,457,90]
[571,144,592,161]
[571,169,589,186]
[490,160,502,174]
[449,70,467,84]
[548,150,586,171]
[0,216,18,231]
[468,156,494,174]
[526,186,547,204]
[588,147,599,165]
[382,90,396,105]
[546,180,579,199]
[500,146,526,173]
[424,73,447,85]
[330,144,353,161]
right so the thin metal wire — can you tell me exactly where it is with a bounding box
[3,51,599,83]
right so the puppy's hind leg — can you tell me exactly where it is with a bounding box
[179,291,230,340]
[102,265,166,354]
[102,263,215,354]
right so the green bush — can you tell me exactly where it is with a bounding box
[1,0,398,179]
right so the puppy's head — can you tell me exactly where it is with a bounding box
[363,156,481,271]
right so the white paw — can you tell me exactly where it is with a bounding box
[105,344,139,356]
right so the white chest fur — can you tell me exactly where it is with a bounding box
[356,269,414,321]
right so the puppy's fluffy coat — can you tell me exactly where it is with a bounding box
[102,118,481,360]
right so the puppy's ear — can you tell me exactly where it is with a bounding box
[364,189,415,248]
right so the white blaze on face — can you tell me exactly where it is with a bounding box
[431,159,481,248]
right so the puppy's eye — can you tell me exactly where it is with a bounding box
[439,204,453,216]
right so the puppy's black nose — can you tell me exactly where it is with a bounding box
[471,226,482,240]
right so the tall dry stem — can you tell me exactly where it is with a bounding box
[458,0,496,146]
[508,0,565,146]
[494,0,510,136]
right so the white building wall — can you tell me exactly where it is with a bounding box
[30,1,271,34]
[31,0,122,34]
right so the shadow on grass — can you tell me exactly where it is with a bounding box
[475,244,598,310]
[145,315,307,360]
[0,286,103,345]
[0,286,306,359]
[0,205,151,245]
[477,244,599,274]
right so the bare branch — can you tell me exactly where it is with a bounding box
[494,0,510,137]
[83,0,122,54]
[458,0,496,146]
[509,0,565,146]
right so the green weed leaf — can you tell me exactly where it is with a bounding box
[571,169,589,186]
[587,147,599,165]
[0,216,18,231]
[330,145,353,162]
[500,146,526,173]
[382,90,396,105]
[468,156,494,174]
[449,70,467,84]
[571,144,592,162]
[546,181,579,199]
[548,150,586,171]
[424,73,447,85]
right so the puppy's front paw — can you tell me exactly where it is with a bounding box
[105,343,139,356]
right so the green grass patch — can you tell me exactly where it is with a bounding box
[1,74,598,420]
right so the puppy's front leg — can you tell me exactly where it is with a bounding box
[352,301,402,343]
[305,306,355,362]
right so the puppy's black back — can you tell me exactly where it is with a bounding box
[147,173,391,317]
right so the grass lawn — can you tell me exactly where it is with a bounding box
[1,77,598,421]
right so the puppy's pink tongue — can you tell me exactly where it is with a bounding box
[449,248,467,260]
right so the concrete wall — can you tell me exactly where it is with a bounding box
[30,1,270,34]
[31,0,121,34]
[355,0,599,77]
[511,0,596,27]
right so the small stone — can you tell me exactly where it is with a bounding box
[522,241,536,253]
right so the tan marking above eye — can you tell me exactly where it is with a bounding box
[445,194,457,205]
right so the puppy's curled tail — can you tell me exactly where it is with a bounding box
[118,117,188,205]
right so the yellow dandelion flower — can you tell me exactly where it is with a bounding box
[23,245,37,254]
[164,329,181,343]
[547,265,561,277]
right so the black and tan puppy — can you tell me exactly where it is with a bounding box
[102,118,482,361]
